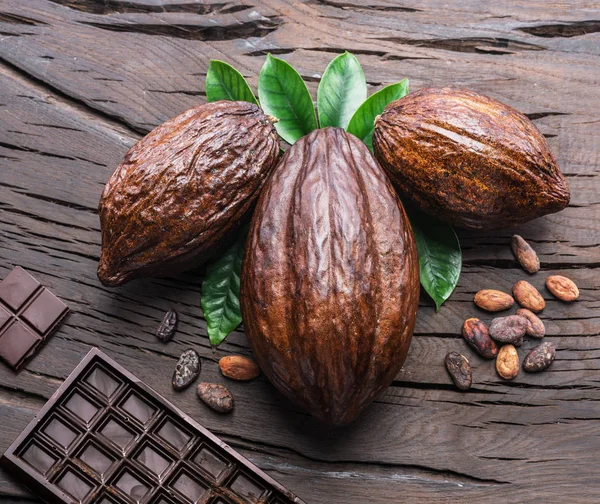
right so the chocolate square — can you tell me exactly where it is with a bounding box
[0,266,40,311]
[0,322,41,368]
[0,266,69,370]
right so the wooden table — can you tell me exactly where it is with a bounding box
[1,1,599,502]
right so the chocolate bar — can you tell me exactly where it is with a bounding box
[0,266,69,370]
[2,348,304,504]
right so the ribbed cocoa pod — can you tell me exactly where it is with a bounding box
[98,101,279,286]
[241,128,420,425]
[372,88,570,229]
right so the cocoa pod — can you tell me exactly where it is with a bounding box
[156,309,178,343]
[98,101,279,286]
[196,382,233,413]
[523,342,556,372]
[372,88,569,230]
[496,345,519,380]
[546,275,579,302]
[489,315,528,346]
[172,349,200,391]
[461,318,498,359]
[474,289,514,312]
[511,235,540,274]
[513,280,546,313]
[516,308,545,339]
[241,128,420,425]
[445,352,472,391]
[219,355,261,381]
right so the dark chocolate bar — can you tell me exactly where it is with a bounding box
[0,266,69,370]
[2,348,305,504]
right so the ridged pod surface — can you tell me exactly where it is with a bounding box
[373,87,570,229]
[241,128,420,425]
[98,101,279,286]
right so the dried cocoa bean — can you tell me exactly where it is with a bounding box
[445,352,472,391]
[196,382,233,413]
[516,308,545,339]
[496,345,519,380]
[156,309,178,342]
[219,355,261,381]
[489,315,528,346]
[523,342,556,372]
[546,275,579,302]
[474,290,514,312]
[172,349,200,391]
[461,318,498,359]
[511,235,540,274]
[513,280,545,313]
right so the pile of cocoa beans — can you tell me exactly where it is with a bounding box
[446,235,580,390]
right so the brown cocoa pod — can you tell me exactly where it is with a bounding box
[513,280,546,313]
[516,308,546,339]
[461,318,498,359]
[489,315,528,346]
[496,345,519,380]
[523,342,556,372]
[241,128,420,425]
[474,289,514,312]
[196,382,233,413]
[546,275,579,302]
[511,235,540,274]
[219,355,261,381]
[372,88,569,230]
[98,101,280,286]
[445,352,472,391]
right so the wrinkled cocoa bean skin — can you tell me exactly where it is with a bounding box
[445,352,472,391]
[241,128,420,425]
[156,309,178,342]
[196,382,234,413]
[474,289,514,312]
[489,315,529,346]
[172,349,200,391]
[372,88,570,230]
[496,345,519,380]
[546,275,579,302]
[523,342,556,372]
[462,318,498,359]
[219,355,261,381]
[511,235,540,274]
[517,308,546,339]
[98,101,280,286]
[513,280,546,313]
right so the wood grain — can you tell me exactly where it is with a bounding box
[0,1,599,502]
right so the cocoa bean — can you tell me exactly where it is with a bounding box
[474,290,514,312]
[172,349,200,391]
[496,345,519,380]
[513,280,545,313]
[511,235,540,274]
[219,355,261,381]
[445,352,472,391]
[461,318,498,359]
[156,309,178,342]
[546,275,579,302]
[523,342,556,372]
[489,315,528,346]
[516,308,545,339]
[196,382,233,413]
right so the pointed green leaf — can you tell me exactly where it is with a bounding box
[409,210,461,311]
[205,60,257,104]
[258,54,318,144]
[317,52,367,129]
[201,230,248,346]
[346,79,409,151]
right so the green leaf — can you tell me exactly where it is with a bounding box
[346,79,409,152]
[258,54,318,144]
[317,52,367,129]
[201,229,248,346]
[409,210,461,311]
[205,60,257,104]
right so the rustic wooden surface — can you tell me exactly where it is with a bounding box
[1,1,599,502]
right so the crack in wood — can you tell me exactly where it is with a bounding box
[373,36,545,54]
[0,12,46,25]
[309,0,421,13]
[518,20,600,38]
[47,0,253,16]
